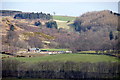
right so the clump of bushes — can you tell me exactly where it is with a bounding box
[34,21,41,26]
[46,21,58,29]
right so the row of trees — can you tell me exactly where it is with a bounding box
[14,12,53,20]
[2,59,119,79]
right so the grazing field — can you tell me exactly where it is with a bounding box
[7,54,120,63]
[53,15,76,21]
[55,20,75,31]
[55,20,71,29]
[53,15,75,30]
[79,50,96,53]
[40,48,69,51]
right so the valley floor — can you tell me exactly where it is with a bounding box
[4,53,120,63]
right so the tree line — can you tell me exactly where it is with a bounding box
[2,59,120,79]
[0,10,22,16]
[14,12,53,20]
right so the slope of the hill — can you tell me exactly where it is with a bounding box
[1,16,55,53]
[72,10,119,52]
[73,10,119,32]
[1,16,79,53]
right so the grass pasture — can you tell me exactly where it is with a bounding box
[79,50,96,53]
[53,15,76,21]
[7,54,120,63]
[53,15,75,30]
[55,21,71,29]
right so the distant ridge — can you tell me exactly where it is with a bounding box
[0,10,22,16]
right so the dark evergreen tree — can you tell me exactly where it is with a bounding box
[115,35,118,40]
[73,23,81,32]
[109,31,114,40]
[10,25,15,31]
[73,20,83,32]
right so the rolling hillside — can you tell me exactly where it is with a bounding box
[1,10,120,57]
[73,10,119,32]
[2,10,120,79]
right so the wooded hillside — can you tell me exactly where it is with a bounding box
[73,10,119,32]
[1,10,120,55]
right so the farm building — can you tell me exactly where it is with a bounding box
[28,48,41,52]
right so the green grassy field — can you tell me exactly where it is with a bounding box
[7,54,120,63]
[53,15,75,30]
[53,15,76,21]
[41,48,69,51]
[79,51,96,53]
[79,50,120,54]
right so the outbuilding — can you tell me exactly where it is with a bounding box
[28,48,41,52]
